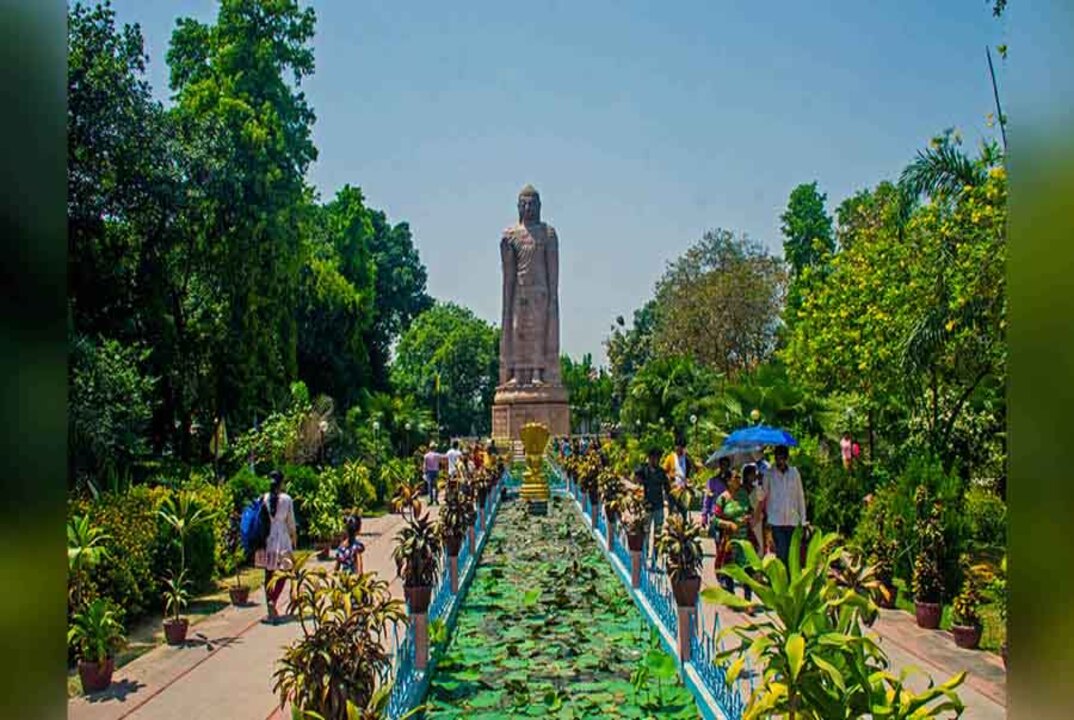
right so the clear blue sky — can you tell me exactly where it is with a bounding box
[108,0,1009,363]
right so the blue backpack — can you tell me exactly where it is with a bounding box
[239,496,269,555]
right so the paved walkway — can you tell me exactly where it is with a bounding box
[69,510,420,720]
[691,534,1006,719]
[70,497,1005,719]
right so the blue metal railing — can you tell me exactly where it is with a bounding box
[548,457,747,720]
[384,479,505,719]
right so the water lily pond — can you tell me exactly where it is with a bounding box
[426,495,699,719]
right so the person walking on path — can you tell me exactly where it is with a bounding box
[700,455,731,527]
[662,435,695,520]
[446,440,464,479]
[712,470,754,601]
[255,470,297,624]
[766,445,806,568]
[636,447,671,570]
[423,443,443,504]
[744,463,767,556]
[335,514,365,575]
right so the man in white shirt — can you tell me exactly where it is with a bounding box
[446,440,463,478]
[765,445,806,567]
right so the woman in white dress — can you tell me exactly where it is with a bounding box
[256,470,297,623]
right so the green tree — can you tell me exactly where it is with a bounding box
[780,182,834,316]
[620,356,719,434]
[167,0,318,427]
[69,335,157,489]
[605,300,657,413]
[390,303,499,437]
[561,354,615,433]
[783,139,1006,475]
[651,229,786,378]
[780,182,834,275]
[297,186,376,409]
[365,209,433,389]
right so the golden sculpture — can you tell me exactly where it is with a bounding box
[518,421,551,513]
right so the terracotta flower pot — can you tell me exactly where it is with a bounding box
[952,624,982,649]
[627,532,645,552]
[587,491,599,508]
[405,584,432,614]
[163,617,189,646]
[605,508,619,525]
[316,544,331,561]
[78,657,114,694]
[444,534,462,557]
[915,601,942,629]
[1002,642,1007,669]
[229,586,250,606]
[672,575,702,607]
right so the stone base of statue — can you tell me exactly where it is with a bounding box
[492,384,570,443]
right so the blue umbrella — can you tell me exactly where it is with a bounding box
[722,425,798,449]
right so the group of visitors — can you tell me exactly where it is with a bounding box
[421,438,499,504]
[565,435,807,603]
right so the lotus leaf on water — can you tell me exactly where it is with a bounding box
[426,496,699,718]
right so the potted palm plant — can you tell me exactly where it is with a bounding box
[912,489,945,629]
[392,511,441,614]
[158,492,216,645]
[162,569,191,645]
[658,515,704,607]
[68,598,125,693]
[951,556,984,649]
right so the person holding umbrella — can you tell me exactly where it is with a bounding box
[766,445,806,567]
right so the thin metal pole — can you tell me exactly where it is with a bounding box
[986,45,1008,153]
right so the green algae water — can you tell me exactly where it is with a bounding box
[426,495,699,719]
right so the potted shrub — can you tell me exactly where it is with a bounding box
[578,456,601,519]
[621,487,650,551]
[273,560,406,718]
[392,511,441,614]
[162,569,191,645]
[912,488,944,629]
[158,492,215,645]
[68,598,125,693]
[439,481,469,558]
[658,515,704,607]
[703,527,968,717]
[868,516,899,609]
[599,469,625,525]
[951,556,984,649]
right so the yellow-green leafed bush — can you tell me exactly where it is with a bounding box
[70,485,171,622]
[336,461,377,512]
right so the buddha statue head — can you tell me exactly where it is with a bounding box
[517,184,541,225]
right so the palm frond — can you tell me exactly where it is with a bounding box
[900,142,986,201]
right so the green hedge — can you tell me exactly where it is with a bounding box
[71,485,171,621]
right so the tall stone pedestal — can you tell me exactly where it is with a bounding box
[491,384,570,442]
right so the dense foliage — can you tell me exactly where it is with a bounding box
[67,1,434,490]
[391,303,499,436]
